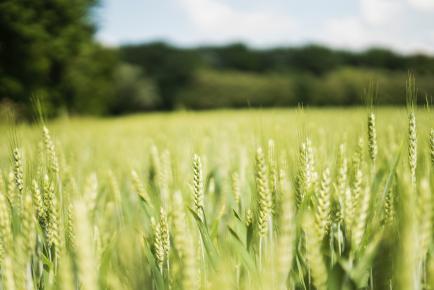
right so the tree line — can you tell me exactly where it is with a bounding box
[120,43,434,110]
[1,0,433,118]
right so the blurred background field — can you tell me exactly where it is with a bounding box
[0,107,432,175]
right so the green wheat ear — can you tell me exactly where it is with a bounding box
[231,171,241,211]
[351,137,364,179]
[42,126,59,176]
[6,171,16,210]
[0,193,12,264]
[365,81,378,165]
[296,138,314,209]
[352,186,370,251]
[383,184,395,226]
[367,112,377,164]
[406,74,418,186]
[131,170,150,202]
[314,167,331,240]
[245,208,253,227]
[43,174,60,264]
[154,213,165,273]
[32,179,45,224]
[255,147,272,238]
[429,129,433,166]
[66,203,76,251]
[408,111,417,185]
[192,154,204,221]
[160,207,170,266]
[12,147,24,206]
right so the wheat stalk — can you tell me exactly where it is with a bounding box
[57,253,75,290]
[73,201,98,290]
[314,168,332,240]
[268,139,278,211]
[303,213,327,290]
[159,150,172,207]
[417,178,432,262]
[172,191,187,257]
[2,256,16,290]
[276,169,295,290]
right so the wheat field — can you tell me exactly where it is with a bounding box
[0,105,433,290]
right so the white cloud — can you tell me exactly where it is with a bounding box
[320,16,374,50]
[360,0,403,26]
[316,0,434,54]
[407,0,434,11]
[97,33,120,47]
[177,0,297,45]
[97,0,434,53]
[320,13,434,54]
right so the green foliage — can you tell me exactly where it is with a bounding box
[0,0,117,116]
[121,43,434,111]
[120,42,199,110]
[109,63,159,114]
[176,68,434,109]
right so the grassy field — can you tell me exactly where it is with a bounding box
[0,107,433,290]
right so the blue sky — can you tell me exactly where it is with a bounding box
[96,0,434,54]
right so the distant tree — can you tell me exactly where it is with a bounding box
[0,0,116,116]
[109,63,160,114]
[359,48,405,70]
[288,45,343,75]
[120,42,199,110]
[405,54,434,74]
[203,43,268,72]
